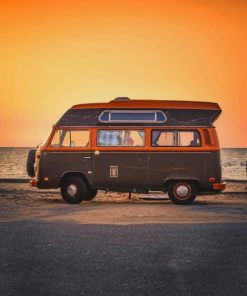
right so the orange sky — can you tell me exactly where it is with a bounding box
[0,0,246,147]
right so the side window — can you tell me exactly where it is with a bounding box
[51,130,89,147]
[152,130,201,147]
[152,130,176,146]
[178,131,201,147]
[97,130,145,147]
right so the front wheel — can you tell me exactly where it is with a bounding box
[61,176,88,204]
[168,181,197,205]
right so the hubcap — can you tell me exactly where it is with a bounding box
[175,185,189,198]
[67,184,77,197]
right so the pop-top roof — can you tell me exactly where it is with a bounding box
[71,98,221,111]
[56,98,222,127]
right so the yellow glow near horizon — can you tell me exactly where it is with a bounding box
[0,0,246,147]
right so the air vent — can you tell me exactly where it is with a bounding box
[112,97,130,101]
[203,129,211,145]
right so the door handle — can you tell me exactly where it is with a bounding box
[83,156,91,159]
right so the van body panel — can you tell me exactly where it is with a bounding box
[148,151,206,189]
[38,151,93,188]
[204,150,222,184]
[92,151,148,190]
[148,150,221,190]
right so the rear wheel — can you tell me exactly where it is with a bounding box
[61,176,88,204]
[85,189,98,201]
[168,181,197,205]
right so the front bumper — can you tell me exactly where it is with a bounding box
[213,182,226,191]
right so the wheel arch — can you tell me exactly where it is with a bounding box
[163,178,201,192]
[60,171,91,188]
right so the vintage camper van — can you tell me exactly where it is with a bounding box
[27,97,226,204]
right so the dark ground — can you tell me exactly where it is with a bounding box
[0,222,246,296]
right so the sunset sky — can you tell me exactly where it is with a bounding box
[0,0,246,147]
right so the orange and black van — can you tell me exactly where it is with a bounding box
[27,97,226,204]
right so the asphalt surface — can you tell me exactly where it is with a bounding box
[0,222,246,296]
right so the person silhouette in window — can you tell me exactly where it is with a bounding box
[189,132,200,147]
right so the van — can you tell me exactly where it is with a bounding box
[27,97,226,204]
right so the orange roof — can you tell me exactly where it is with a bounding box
[72,99,221,111]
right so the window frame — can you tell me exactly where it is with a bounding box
[151,129,202,147]
[96,129,146,147]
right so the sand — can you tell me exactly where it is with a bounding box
[0,181,246,224]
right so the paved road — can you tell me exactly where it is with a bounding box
[0,222,246,296]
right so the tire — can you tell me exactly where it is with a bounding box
[168,181,197,205]
[26,149,37,177]
[61,176,88,204]
[85,189,98,201]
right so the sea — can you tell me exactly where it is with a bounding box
[0,147,246,181]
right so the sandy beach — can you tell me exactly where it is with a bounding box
[0,181,246,224]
